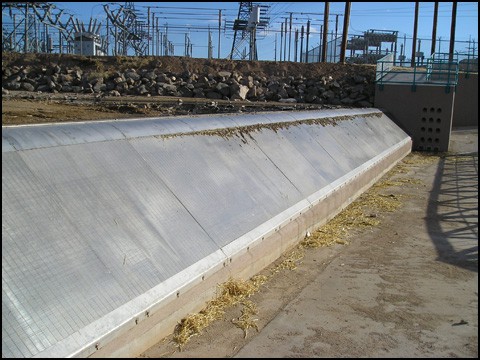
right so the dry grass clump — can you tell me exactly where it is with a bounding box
[273,248,305,272]
[231,300,259,338]
[373,178,423,188]
[301,219,350,248]
[171,253,308,349]
[402,151,442,165]
[173,276,266,349]
[301,184,404,249]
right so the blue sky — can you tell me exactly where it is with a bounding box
[33,2,480,60]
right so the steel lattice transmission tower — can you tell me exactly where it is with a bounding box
[229,2,269,60]
[2,2,80,54]
[103,2,148,56]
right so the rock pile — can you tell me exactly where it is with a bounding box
[2,59,375,107]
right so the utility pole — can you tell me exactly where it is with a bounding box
[274,33,277,61]
[294,28,298,62]
[208,27,213,58]
[430,2,438,55]
[300,25,304,62]
[218,9,221,58]
[114,19,117,55]
[147,6,150,55]
[411,2,419,67]
[334,14,339,61]
[249,16,257,61]
[156,18,159,55]
[322,2,329,62]
[340,2,351,64]
[305,20,310,63]
[288,13,292,61]
[417,38,422,65]
[329,30,333,62]
[449,1,457,61]
[319,24,323,62]
[400,43,404,66]
[284,17,288,61]
[280,22,283,62]
[165,24,168,56]
[152,12,155,56]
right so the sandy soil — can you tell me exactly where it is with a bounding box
[1,91,329,126]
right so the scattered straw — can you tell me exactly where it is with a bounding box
[171,150,436,349]
[250,274,269,288]
[173,277,263,349]
[276,248,305,271]
[402,152,442,165]
[373,178,422,188]
[231,300,259,338]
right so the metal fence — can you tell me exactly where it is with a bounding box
[376,52,460,91]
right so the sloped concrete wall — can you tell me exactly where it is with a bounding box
[2,109,411,358]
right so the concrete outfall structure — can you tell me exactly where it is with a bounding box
[2,109,411,357]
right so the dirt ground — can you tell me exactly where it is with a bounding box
[1,91,330,126]
[2,93,477,358]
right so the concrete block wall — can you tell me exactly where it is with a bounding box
[375,71,478,152]
[374,84,455,152]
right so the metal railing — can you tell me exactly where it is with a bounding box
[456,51,478,77]
[425,53,459,85]
[376,52,459,91]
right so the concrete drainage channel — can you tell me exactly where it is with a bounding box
[2,108,411,358]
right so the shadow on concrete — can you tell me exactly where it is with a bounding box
[427,150,478,272]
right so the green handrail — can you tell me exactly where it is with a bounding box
[375,52,459,90]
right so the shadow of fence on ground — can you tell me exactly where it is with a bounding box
[427,151,478,272]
